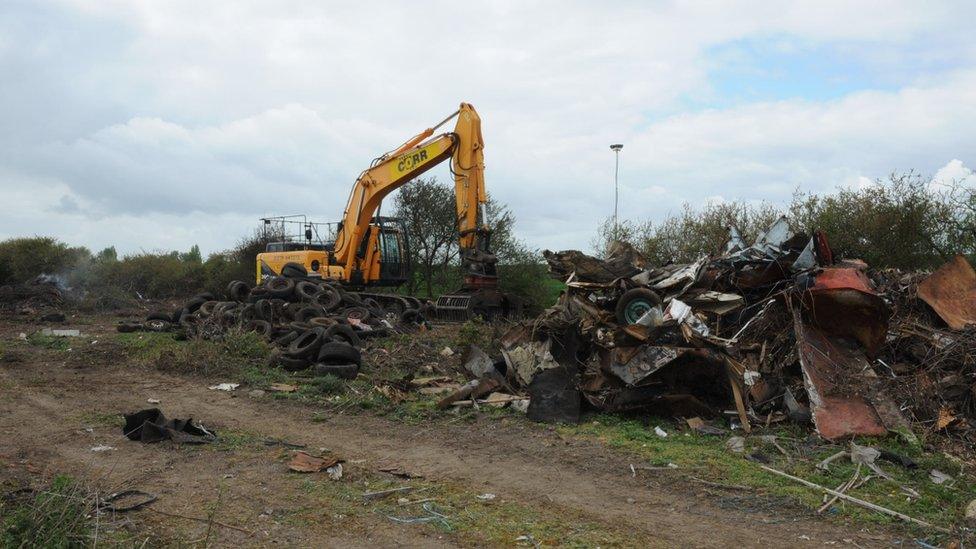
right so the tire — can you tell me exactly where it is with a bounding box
[147,311,172,322]
[317,341,361,365]
[244,319,273,338]
[311,287,342,311]
[266,277,296,299]
[295,281,320,302]
[239,304,256,322]
[289,321,314,332]
[198,300,219,317]
[143,318,171,332]
[384,300,405,316]
[273,330,300,348]
[247,287,270,303]
[281,262,307,278]
[324,324,361,347]
[194,292,216,301]
[287,327,326,358]
[171,308,184,323]
[343,306,370,321]
[278,355,311,372]
[341,291,363,306]
[309,316,337,329]
[400,309,424,324]
[311,363,359,380]
[615,288,662,325]
[253,299,273,321]
[184,297,207,313]
[294,305,325,322]
[227,280,249,302]
[359,327,390,339]
[362,298,381,310]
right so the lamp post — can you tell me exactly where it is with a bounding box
[610,143,623,240]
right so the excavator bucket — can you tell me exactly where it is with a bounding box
[434,287,522,322]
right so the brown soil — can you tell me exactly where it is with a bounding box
[0,316,905,547]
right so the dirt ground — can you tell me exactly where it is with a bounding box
[0,316,916,547]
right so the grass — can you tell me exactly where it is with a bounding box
[559,414,975,537]
[117,329,271,378]
[26,333,73,351]
[290,466,633,547]
[1,475,93,547]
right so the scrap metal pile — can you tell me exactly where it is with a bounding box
[473,218,975,447]
[119,263,429,379]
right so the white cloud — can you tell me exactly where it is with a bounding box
[0,1,974,255]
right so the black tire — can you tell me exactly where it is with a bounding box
[311,363,359,380]
[239,304,256,322]
[362,298,381,310]
[317,341,361,365]
[295,305,325,322]
[359,327,391,339]
[341,291,363,306]
[184,297,207,313]
[143,319,171,332]
[400,309,423,324]
[295,281,320,301]
[179,313,200,330]
[289,320,314,332]
[281,262,307,278]
[198,301,219,317]
[287,327,326,358]
[244,319,273,338]
[308,317,337,329]
[324,324,361,347]
[147,311,172,322]
[278,355,311,372]
[311,287,342,311]
[247,286,270,303]
[615,288,662,326]
[273,330,300,347]
[267,277,296,299]
[343,306,370,321]
[227,280,249,302]
[384,300,405,316]
[171,308,184,323]
[253,299,273,321]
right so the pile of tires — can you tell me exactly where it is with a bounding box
[119,263,429,377]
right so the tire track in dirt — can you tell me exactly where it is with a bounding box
[1,357,900,547]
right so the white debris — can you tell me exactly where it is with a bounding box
[91,445,116,452]
[476,493,496,501]
[147,398,160,404]
[326,463,343,480]
[439,347,454,357]
[654,426,668,438]
[208,383,239,391]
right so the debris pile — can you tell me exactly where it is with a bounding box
[0,276,65,320]
[463,218,975,448]
[118,262,430,377]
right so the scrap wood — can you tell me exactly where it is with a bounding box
[288,451,342,473]
[757,464,948,533]
[818,463,862,514]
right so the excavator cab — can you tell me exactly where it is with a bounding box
[255,215,411,287]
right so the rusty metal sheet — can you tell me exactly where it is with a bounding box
[918,255,976,330]
[803,267,889,356]
[794,314,887,440]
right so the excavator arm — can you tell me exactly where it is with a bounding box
[331,103,496,283]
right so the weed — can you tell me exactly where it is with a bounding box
[133,329,271,377]
[26,333,71,351]
[307,375,346,396]
[1,475,93,547]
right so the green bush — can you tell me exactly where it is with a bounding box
[598,173,975,270]
[0,237,90,285]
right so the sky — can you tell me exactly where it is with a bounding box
[1,1,974,256]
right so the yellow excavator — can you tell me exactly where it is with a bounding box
[256,102,520,320]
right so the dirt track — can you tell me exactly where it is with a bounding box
[0,320,904,547]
